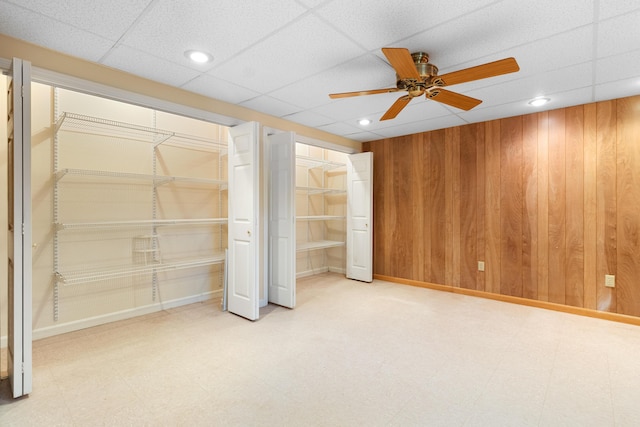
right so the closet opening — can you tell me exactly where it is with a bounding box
[294,142,348,279]
[27,84,230,340]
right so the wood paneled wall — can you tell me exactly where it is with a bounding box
[364,95,640,318]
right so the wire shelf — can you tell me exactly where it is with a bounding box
[296,240,345,252]
[56,218,228,231]
[56,168,227,188]
[56,254,226,286]
[56,112,228,153]
[296,186,346,195]
[296,215,345,221]
[295,154,346,171]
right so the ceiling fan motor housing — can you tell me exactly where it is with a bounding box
[395,52,439,94]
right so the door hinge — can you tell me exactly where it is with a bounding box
[22,223,25,235]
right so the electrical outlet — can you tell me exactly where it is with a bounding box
[605,274,615,288]
[478,261,485,272]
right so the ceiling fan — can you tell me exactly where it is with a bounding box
[329,48,520,121]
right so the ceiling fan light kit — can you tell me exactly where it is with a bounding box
[329,47,520,121]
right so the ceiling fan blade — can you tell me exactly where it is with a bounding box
[434,57,519,87]
[382,48,420,80]
[329,87,401,99]
[427,88,482,111]
[380,95,412,121]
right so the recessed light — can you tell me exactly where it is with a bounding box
[528,97,550,107]
[185,50,213,64]
[358,118,371,126]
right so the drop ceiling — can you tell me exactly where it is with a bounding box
[1,0,639,142]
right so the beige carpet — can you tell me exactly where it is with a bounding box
[2,273,640,426]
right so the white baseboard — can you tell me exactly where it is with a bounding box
[296,266,329,278]
[2,267,343,346]
[296,266,345,279]
[29,290,222,341]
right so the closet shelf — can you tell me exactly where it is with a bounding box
[55,218,228,231]
[295,154,345,171]
[56,168,155,183]
[297,240,345,252]
[156,175,227,188]
[296,215,345,221]
[55,254,226,286]
[55,112,228,153]
[296,186,346,195]
[55,168,227,188]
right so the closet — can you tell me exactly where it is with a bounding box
[28,88,368,330]
[37,87,228,330]
[227,126,372,321]
[295,142,348,278]
[3,65,368,399]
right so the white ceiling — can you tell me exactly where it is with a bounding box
[2,0,640,142]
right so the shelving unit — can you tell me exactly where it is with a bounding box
[295,144,347,277]
[52,105,228,320]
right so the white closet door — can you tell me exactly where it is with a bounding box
[267,132,295,308]
[7,57,33,397]
[346,152,373,282]
[227,122,260,320]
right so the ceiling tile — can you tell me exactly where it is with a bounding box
[368,99,453,129]
[595,78,640,102]
[449,25,595,90]
[462,87,594,123]
[466,62,594,108]
[372,115,468,138]
[317,121,362,136]
[313,0,497,50]
[0,2,114,61]
[597,9,640,57]
[268,53,392,109]
[598,0,640,20]
[396,0,594,72]
[180,74,259,104]
[312,92,404,121]
[595,49,640,84]
[281,111,334,128]
[7,0,152,40]
[530,86,595,111]
[296,0,328,8]
[511,27,595,76]
[102,45,201,87]
[119,0,307,66]
[341,131,387,142]
[239,95,301,117]
[209,14,365,93]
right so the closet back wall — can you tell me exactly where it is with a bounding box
[364,94,640,318]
